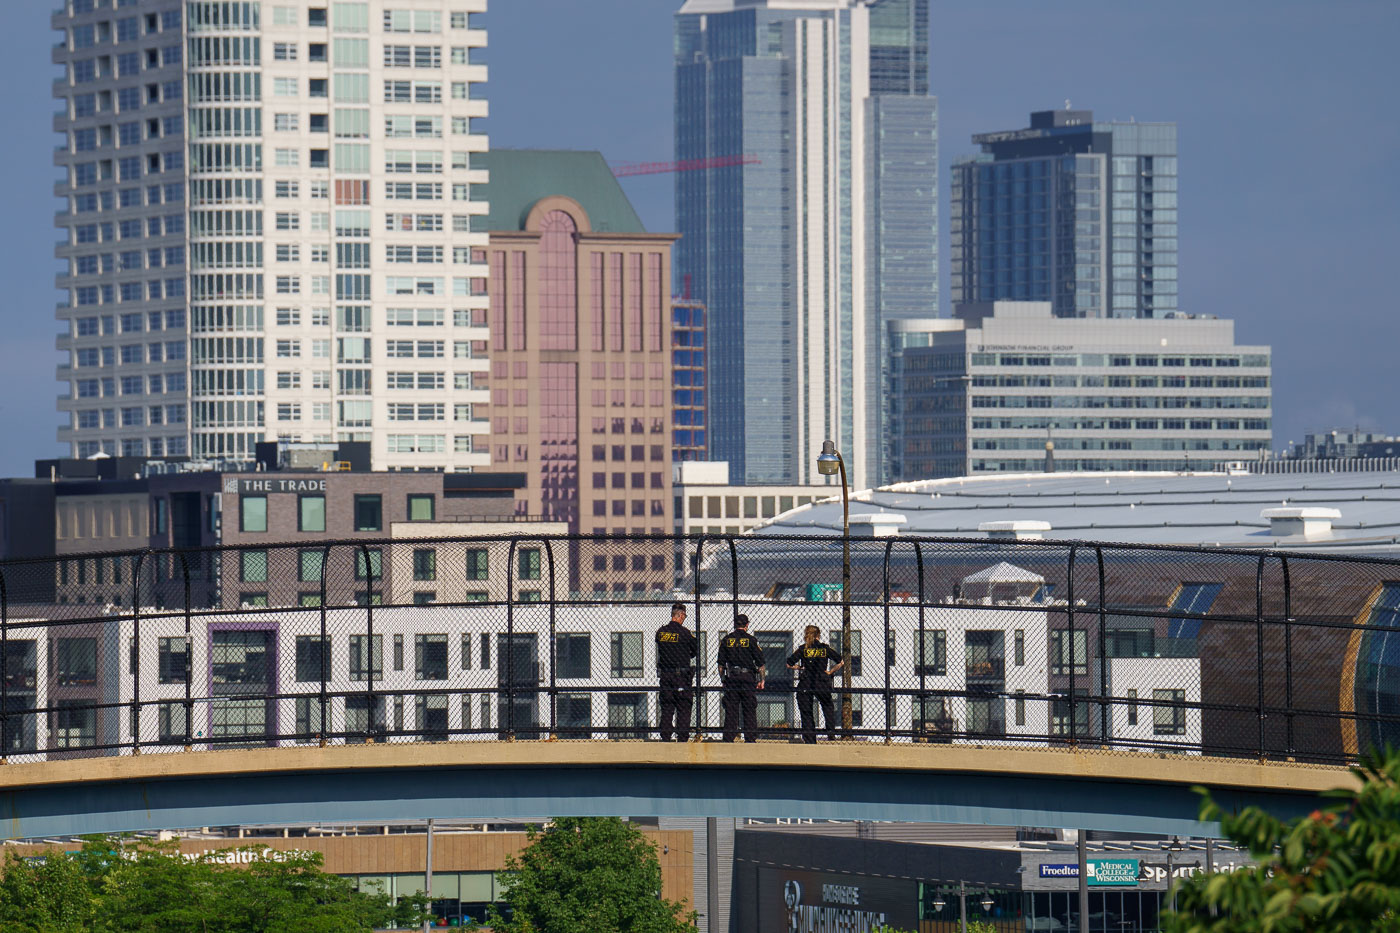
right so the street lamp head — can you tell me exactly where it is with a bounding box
[981,895,995,911]
[816,439,842,476]
[931,897,946,912]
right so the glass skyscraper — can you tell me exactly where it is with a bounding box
[950,109,1178,319]
[52,0,491,469]
[674,0,937,488]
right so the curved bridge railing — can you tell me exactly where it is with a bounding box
[0,533,1395,765]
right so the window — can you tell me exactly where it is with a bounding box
[557,633,591,679]
[211,631,269,687]
[54,701,97,748]
[158,637,188,684]
[518,548,541,581]
[407,493,434,521]
[349,635,382,682]
[299,548,324,583]
[240,549,267,583]
[416,694,448,740]
[1127,689,1139,726]
[295,636,328,683]
[240,495,267,532]
[412,548,437,581]
[415,634,447,680]
[829,630,862,678]
[1014,629,1025,666]
[158,702,189,742]
[465,548,489,580]
[916,629,947,676]
[1050,629,1089,676]
[1153,689,1186,735]
[55,637,98,686]
[354,548,383,581]
[1051,691,1091,738]
[294,697,324,741]
[298,494,326,532]
[610,632,643,678]
[353,494,382,532]
[607,693,647,740]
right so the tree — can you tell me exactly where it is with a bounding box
[487,817,697,933]
[1163,748,1400,932]
[0,837,428,933]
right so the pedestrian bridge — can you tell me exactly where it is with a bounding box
[0,741,1353,841]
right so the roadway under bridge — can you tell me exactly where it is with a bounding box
[0,742,1354,840]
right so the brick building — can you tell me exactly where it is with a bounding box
[477,150,678,595]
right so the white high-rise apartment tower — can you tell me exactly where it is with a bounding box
[53,0,490,469]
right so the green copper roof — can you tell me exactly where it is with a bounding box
[480,149,647,234]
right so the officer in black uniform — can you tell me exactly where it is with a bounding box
[655,602,698,741]
[786,624,844,743]
[718,614,766,742]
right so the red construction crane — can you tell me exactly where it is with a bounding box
[610,154,760,177]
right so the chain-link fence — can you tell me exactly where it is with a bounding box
[1,533,1395,764]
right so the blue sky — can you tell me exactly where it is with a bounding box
[1,0,1395,476]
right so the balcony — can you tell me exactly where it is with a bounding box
[965,657,1004,681]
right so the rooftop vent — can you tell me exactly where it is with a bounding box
[1260,507,1340,538]
[978,520,1052,541]
[849,513,907,538]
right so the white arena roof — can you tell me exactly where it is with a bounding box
[751,471,1400,553]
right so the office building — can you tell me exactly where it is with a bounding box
[671,459,832,586]
[950,108,1177,319]
[476,150,678,595]
[52,0,491,469]
[674,0,938,489]
[891,302,1271,479]
[0,449,526,607]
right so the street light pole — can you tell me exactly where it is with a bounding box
[816,440,852,731]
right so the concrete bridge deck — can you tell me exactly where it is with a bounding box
[0,741,1356,840]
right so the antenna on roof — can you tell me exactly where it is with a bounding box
[1064,99,1071,110]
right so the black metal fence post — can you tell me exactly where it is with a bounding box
[169,549,194,755]
[318,544,334,747]
[543,538,558,740]
[1096,547,1109,745]
[1280,555,1295,756]
[691,535,709,741]
[726,537,739,738]
[505,538,518,740]
[1256,554,1267,760]
[882,539,926,745]
[1067,544,1078,747]
[130,550,150,755]
[366,544,378,743]
[183,551,195,749]
[0,565,8,763]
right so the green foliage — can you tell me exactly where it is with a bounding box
[487,817,697,933]
[1163,747,1400,932]
[967,922,999,933]
[0,837,428,933]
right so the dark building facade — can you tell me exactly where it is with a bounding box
[951,109,1178,319]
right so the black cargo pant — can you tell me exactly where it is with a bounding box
[658,669,694,741]
[722,669,759,742]
[797,680,837,744]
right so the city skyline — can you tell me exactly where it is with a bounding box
[0,0,1395,478]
